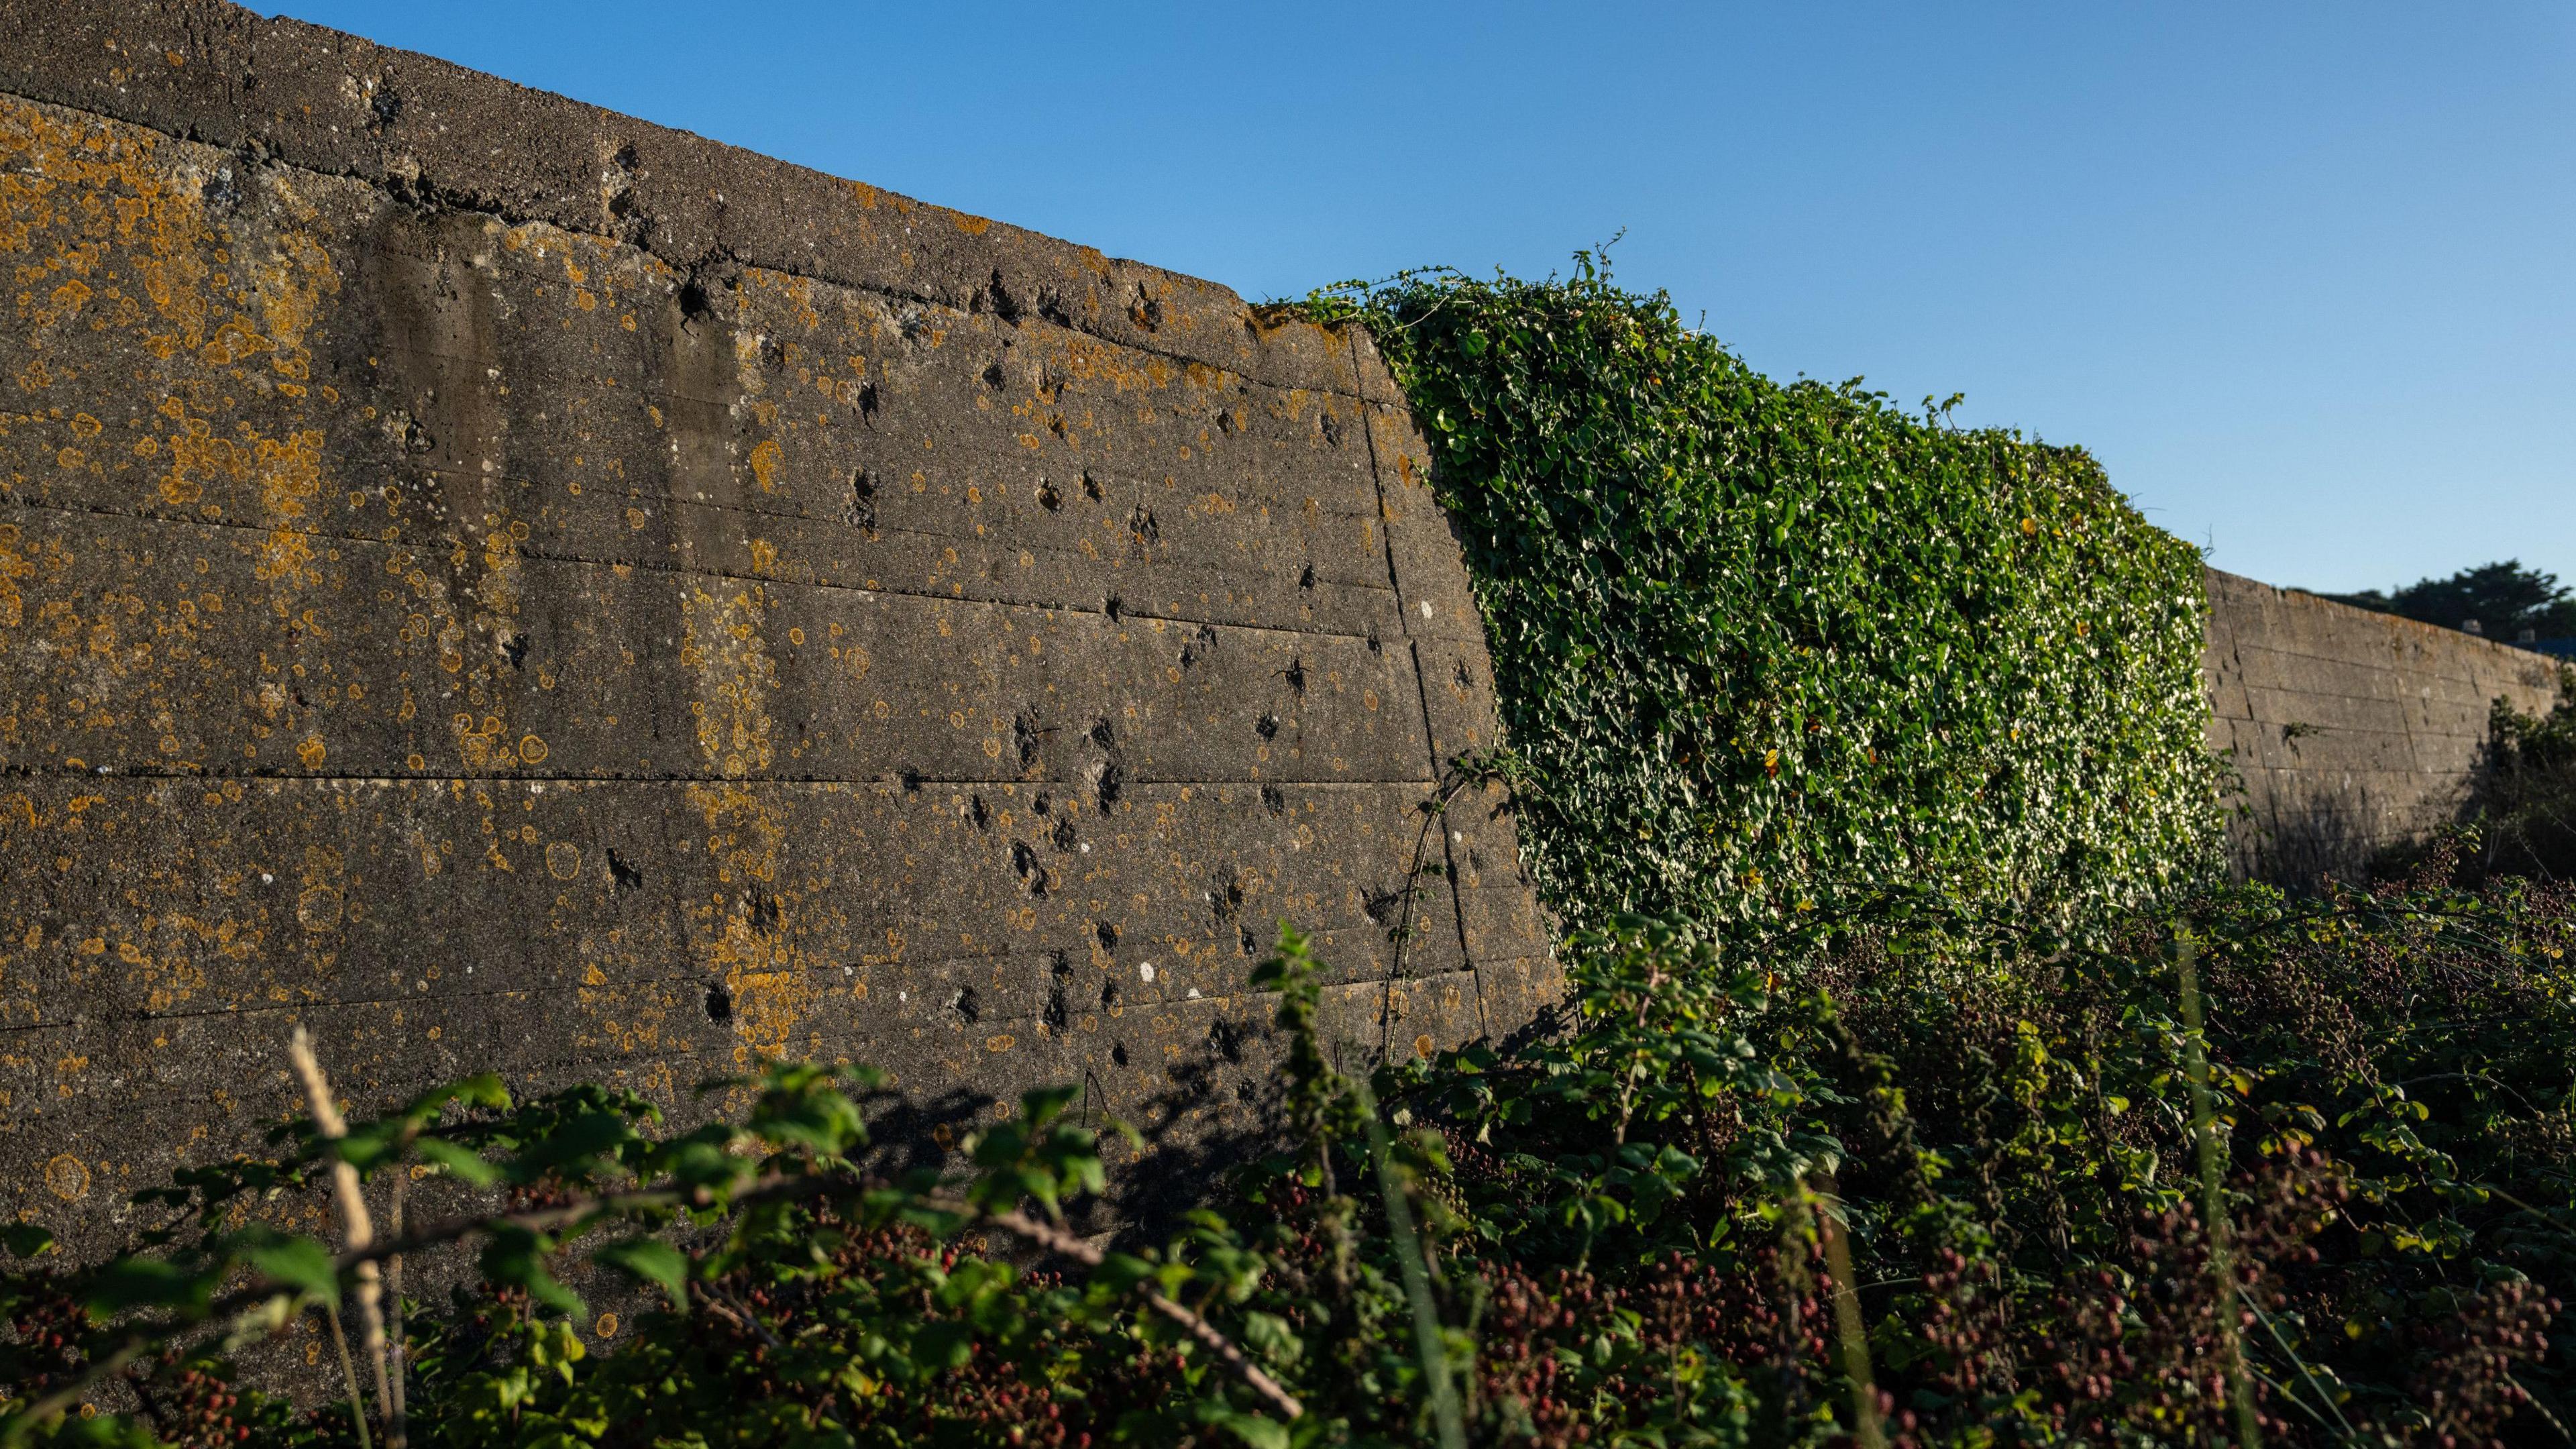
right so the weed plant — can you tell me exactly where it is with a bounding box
[7,849,2574,1447]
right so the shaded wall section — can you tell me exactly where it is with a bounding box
[0,0,1557,1240]
[2205,567,2565,884]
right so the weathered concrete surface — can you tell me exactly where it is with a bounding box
[2206,567,2565,884]
[0,0,1556,1242]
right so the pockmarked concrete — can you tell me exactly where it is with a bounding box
[2206,568,2564,885]
[0,0,1558,1244]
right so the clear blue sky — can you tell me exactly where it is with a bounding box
[252,2,2576,596]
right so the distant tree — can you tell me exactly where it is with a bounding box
[2324,559,2576,638]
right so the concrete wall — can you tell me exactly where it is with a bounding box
[0,0,1556,1240]
[2206,567,2566,884]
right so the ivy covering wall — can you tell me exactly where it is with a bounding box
[1303,258,2222,937]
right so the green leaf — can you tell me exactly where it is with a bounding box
[594,1236,692,1308]
[241,1234,340,1302]
[1,1223,56,1258]
[415,1136,504,1187]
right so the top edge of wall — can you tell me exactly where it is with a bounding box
[0,0,1403,405]
[2208,566,2572,678]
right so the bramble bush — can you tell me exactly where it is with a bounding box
[8,858,2576,1448]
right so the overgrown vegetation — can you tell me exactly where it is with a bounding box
[9,865,2576,1448]
[1297,258,2222,937]
[2471,676,2576,882]
[10,266,2573,1447]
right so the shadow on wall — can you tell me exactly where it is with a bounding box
[2207,568,2564,889]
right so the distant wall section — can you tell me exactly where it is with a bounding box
[0,0,1555,1242]
[2205,567,2564,883]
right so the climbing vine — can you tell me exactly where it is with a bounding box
[1299,256,2223,938]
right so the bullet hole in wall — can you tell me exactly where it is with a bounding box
[849,469,877,533]
[950,987,980,1025]
[1179,623,1216,670]
[1262,785,1286,818]
[678,277,715,327]
[1111,1041,1129,1067]
[1095,920,1118,955]
[703,981,733,1024]
[1207,1018,1243,1065]
[607,850,645,892]
[977,268,1023,325]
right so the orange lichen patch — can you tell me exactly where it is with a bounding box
[747,436,781,490]
[686,782,813,1059]
[682,582,777,778]
[950,212,991,237]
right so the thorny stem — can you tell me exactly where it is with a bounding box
[386,1173,407,1436]
[1381,756,1504,1059]
[975,1204,1305,1421]
[319,1299,372,1449]
[178,1168,1305,1426]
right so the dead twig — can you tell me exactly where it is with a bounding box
[288,1027,400,1449]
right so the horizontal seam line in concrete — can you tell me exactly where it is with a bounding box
[514,543,1403,646]
[0,765,1443,787]
[0,87,1396,413]
[0,492,1401,645]
[1,967,1488,1040]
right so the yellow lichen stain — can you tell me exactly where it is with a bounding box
[45,1154,90,1201]
[682,582,777,777]
[297,885,342,932]
[685,782,812,1060]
